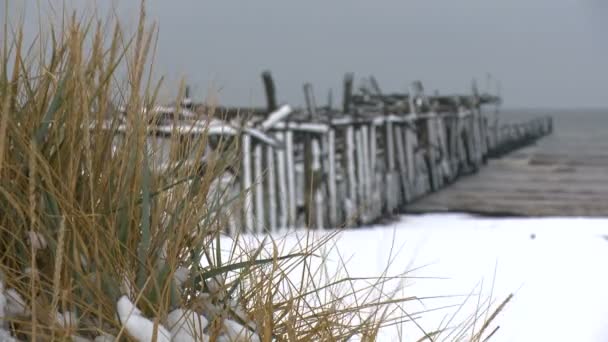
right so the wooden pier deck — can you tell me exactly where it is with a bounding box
[407,110,608,217]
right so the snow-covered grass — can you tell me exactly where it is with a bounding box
[235,214,608,341]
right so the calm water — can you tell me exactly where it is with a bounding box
[500,108,608,157]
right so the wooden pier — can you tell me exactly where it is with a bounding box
[408,110,607,217]
[106,73,555,233]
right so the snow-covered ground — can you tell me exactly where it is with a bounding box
[234,214,608,341]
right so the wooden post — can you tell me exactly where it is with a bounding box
[241,134,254,231]
[384,120,396,212]
[404,120,417,198]
[275,131,289,229]
[285,130,296,228]
[355,127,367,221]
[312,138,324,228]
[362,125,372,204]
[262,71,278,111]
[394,124,410,203]
[253,143,265,232]
[426,112,440,191]
[266,145,277,231]
[368,125,379,216]
[343,73,354,114]
[328,128,338,227]
[345,125,357,223]
[303,83,317,227]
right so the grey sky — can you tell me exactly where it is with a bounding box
[7,0,608,108]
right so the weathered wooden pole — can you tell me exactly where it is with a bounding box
[241,134,254,231]
[253,143,265,232]
[266,145,277,231]
[262,71,278,111]
[327,128,338,227]
[343,73,354,114]
[303,83,317,228]
[275,131,289,228]
[285,130,296,227]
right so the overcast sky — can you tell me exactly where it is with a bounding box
[6,0,608,108]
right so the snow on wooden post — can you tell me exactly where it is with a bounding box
[405,119,417,198]
[345,125,357,224]
[241,134,254,231]
[327,128,338,227]
[384,119,396,212]
[275,132,289,229]
[394,124,410,203]
[312,138,324,228]
[260,105,293,131]
[253,143,265,232]
[285,130,297,228]
[426,112,440,191]
[361,124,373,220]
[436,115,452,182]
[369,125,380,216]
[355,127,367,222]
[266,145,277,231]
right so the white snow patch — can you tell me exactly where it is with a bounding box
[220,214,608,341]
[167,308,209,342]
[5,289,29,317]
[117,296,171,342]
[223,319,261,342]
[55,310,78,330]
[0,328,17,342]
[27,231,47,250]
[173,267,190,289]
